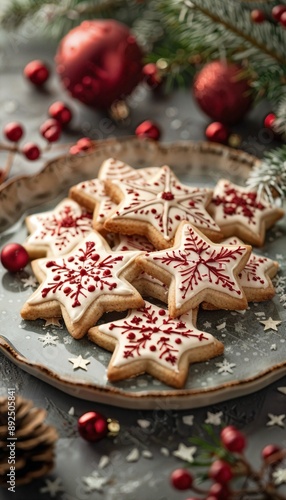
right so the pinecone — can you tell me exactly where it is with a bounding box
[0,396,58,487]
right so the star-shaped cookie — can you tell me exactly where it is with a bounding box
[21,231,144,338]
[207,179,284,246]
[88,301,224,388]
[69,158,159,233]
[136,222,251,317]
[24,198,93,259]
[224,237,279,302]
[104,165,223,249]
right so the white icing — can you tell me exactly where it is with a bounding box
[98,301,215,370]
[27,232,139,322]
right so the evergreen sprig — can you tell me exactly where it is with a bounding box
[247,145,286,202]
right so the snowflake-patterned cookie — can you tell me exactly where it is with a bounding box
[207,179,284,246]
[24,198,93,259]
[88,301,224,388]
[224,237,279,302]
[69,158,160,233]
[21,231,144,338]
[104,165,223,249]
[136,222,251,317]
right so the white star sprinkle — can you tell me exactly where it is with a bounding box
[270,344,277,351]
[82,472,108,492]
[278,387,286,395]
[44,317,62,328]
[21,275,37,288]
[216,359,236,374]
[182,415,194,426]
[98,456,110,469]
[267,413,285,428]
[137,419,151,429]
[68,355,90,371]
[203,321,212,329]
[273,468,286,485]
[38,333,59,347]
[259,317,282,331]
[40,477,64,497]
[205,411,223,426]
[173,444,197,462]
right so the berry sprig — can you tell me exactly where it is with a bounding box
[0,101,73,185]
[170,424,286,499]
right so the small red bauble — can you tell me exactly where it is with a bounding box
[142,63,162,89]
[209,459,233,484]
[23,60,50,86]
[1,243,29,273]
[4,122,24,142]
[170,468,193,490]
[48,101,73,126]
[40,119,62,143]
[55,20,143,109]
[264,113,277,129]
[209,482,230,499]
[22,143,41,161]
[193,61,252,124]
[272,5,286,21]
[78,411,108,442]
[250,9,266,23]
[135,120,161,140]
[220,426,246,453]
[205,122,229,144]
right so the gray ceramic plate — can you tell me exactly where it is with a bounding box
[0,138,285,410]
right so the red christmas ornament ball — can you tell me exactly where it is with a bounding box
[264,113,277,129]
[170,468,193,490]
[220,426,246,453]
[23,60,50,86]
[193,61,252,124]
[48,101,73,126]
[272,4,286,21]
[1,243,29,273]
[250,9,266,23]
[142,63,162,89]
[205,122,229,144]
[261,444,282,462]
[208,459,233,484]
[4,122,24,142]
[135,120,161,140]
[55,19,143,109]
[78,411,108,442]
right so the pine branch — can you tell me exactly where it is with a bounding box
[246,145,286,202]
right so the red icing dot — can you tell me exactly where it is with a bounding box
[91,253,100,261]
[64,286,72,293]
[68,256,74,262]
[150,345,156,351]
[158,309,166,316]
[103,269,111,276]
[88,285,95,292]
[175,338,182,344]
[54,274,61,281]
[127,332,136,339]
[161,191,174,201]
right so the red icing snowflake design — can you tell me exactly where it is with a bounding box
[99,301,214,370]
[109,166,220,241]
[211,180,268,226]
[225,237,276,288]
[29,233,139,322]
[26,199,93,256]
[140,223,250,310]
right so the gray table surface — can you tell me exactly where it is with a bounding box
[0,34,286,500]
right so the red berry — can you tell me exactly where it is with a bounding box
[40,118,62,143]
[69,145,80,155]
[170,468,193,490]
[250,9,266,23]
[4,122,24,142]
[205,122,229,144]
[220,426,246,453]
[135,120,161,140]
[209,460,233,484]
[23,60,50,86]
[76,137,94,151]
[48,101,73,126]
[1,243,29,273]
[272,4,286,21]
[209,482,230,499]
[262,444,282,462]
[22,143,41,161]
[279,11,286,27]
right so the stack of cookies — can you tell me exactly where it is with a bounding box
[20,158,284,388]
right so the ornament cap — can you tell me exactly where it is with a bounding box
[107,418,120,437]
